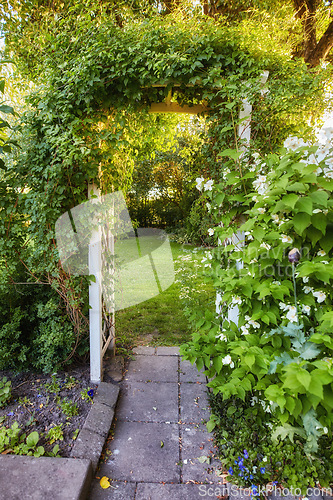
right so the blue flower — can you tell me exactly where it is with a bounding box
[244,449,249,459]
[228,467,234,475]
[260,467,265,474]
[7,411,14,416]
[87,389,94,398]
[251,485,258,495]
[250,474,253,480]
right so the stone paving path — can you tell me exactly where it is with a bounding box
[88,346,227,499]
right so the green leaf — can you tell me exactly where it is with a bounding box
[311,212,327,235]
[292,212,311,235]
[296,369,311,390]
[309,190,329,207]
[287,182,307,192]
[295,196,313,215]
[217,149,242,160]
[26,431,39,448]
[282,193,299,209]
[0,104,15,115]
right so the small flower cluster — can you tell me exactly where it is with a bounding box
[227,449,268,494]
[195,177,214,192]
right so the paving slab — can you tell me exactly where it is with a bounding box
[156,346,180,356]
[179,359,207,383]
[88,480,136,499]
[116,381,179,423]
[125,355,178,383]
[133,346,156,355]
[100,420,181,482]
[0,455,91,500]
[136,482,228,500]
[180,382,210,424]
[180,424,223,483]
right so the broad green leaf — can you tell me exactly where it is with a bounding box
[295,196,313,215]
[282,193,299,209]
[292,212,311,235]
[296,369,311,390]
[311,212,327,234]
[26,431,39,448]
[310,190,329,207]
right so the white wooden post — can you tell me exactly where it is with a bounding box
[89,183,103,383]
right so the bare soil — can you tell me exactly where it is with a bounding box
[0,362,98,457]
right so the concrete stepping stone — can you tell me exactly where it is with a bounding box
[89,480,136,499]
[180,424,223,483]
[180,382,210,424]
[179,359,207,383]
[117,381,179,423]
[99,420,181,483]
[136,482,227,499]
[125,355,178,383]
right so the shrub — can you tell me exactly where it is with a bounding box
[180,131,333,487]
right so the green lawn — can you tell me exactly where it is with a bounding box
[115,240,215,352]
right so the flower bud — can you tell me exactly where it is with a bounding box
[288,248,300,264]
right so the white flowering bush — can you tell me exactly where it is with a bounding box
[180,130,333,489]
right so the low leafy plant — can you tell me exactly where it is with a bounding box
[60,398,79,417]
[80,388,94,402]
[44,374,61,394]
[209,393,333,492]
[0,377,12,408]
[0,422,59,457]
[46,424,64,444]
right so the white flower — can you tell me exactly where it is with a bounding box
[252,195,259,203]
[231,296,242,305]
[322,260,329,264]
[260,242,271,250]
[302,276,309,283]
[249,320,260,329]
[203,179,214,191]
[244,231,254,241]
[323,427,328,434]
[245,315,251,321]
[240,326,250,335]
[283,136,307,151]
[262,456,268,462]
[206,202,211,212]
[313,291,326,303]
[271,214,279,223]
[249,258,258,264]
[216,332,227,342]
[281,234,293,244]
[302,305,311,315]
[253,175,269,195]
[195,177,205,191]
[279,302,288,311]
[222,355,234,368]
[286,306,298,323]
[313,209,322,214]
[303,286,313,294]
[317,249,326,257]
[257,207,266,214]
[207,228,214,236]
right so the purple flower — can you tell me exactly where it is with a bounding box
[87,389,94,398]
[288,248,301,264]
[7,411,14,416]
[228,467,234,475]
[244,449,249,459]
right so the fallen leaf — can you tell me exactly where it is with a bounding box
[100,476,110,489]
[160,441,164,448]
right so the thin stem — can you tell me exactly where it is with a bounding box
[292,263,299,324]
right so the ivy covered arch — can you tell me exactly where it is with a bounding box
[1,11,328,376]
